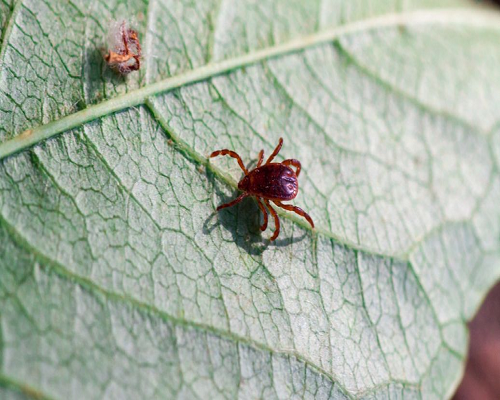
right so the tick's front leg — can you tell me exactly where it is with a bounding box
[265,138,283,164]
[256,150,264,168]
[210,149,248,175]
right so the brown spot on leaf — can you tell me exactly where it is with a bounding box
[17,129,33,140]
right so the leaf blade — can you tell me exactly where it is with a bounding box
[1,2,500,399]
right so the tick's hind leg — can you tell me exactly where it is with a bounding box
[282,159,301,176]
[216,193,248,211]
[264,199,280,241]
[256,198,268,231]
[266,138,283,164]
[273,200,314,229]
[210,149,248,175]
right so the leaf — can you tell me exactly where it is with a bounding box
[1,1,500,399]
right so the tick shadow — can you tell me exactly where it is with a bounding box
[203,169,307,255]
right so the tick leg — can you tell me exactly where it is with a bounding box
[210,149,248,175]
[265,199,280,241]
[282,159,301,177]
[256,150,264,167]
[216,193,248,211]
[256,198,268,231]
[273,200,314,229]
[265,137,283,164]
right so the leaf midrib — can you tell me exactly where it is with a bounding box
[1,9,499,161]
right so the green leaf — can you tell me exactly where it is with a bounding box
[1,1,500,399]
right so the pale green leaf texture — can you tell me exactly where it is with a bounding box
[1,0,500,399]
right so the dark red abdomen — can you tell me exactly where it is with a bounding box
[238,163,298,200]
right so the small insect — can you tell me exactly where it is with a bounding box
[210,138,314,241]
[104,21,141,75]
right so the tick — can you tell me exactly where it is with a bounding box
[210,138,314,241]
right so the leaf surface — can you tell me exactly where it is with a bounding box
[1,1,500,399]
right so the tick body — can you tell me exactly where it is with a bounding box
[210,138,314,241]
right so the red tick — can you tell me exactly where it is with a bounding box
[210,138,314,241]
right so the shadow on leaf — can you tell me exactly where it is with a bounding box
[85,46,128,99]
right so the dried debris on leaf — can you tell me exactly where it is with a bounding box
[104,20,141,75]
